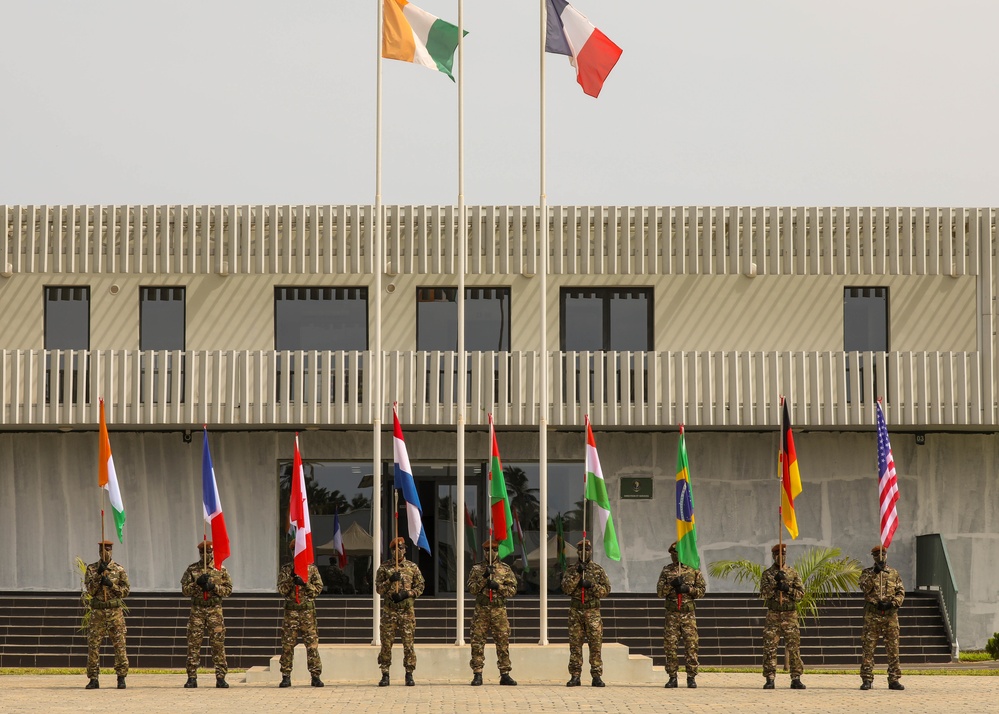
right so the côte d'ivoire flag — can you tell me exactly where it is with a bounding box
[675,425,700,569]
[98,399,125,542]
[382,0,465,80]
[780,398,803,539]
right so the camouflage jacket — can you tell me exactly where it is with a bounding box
[278,563,324,606]
[561,561,611,608]
[467,561,518,605]
[656,562,707,612]
[375,558,425,607]
[84,560,130,605]
[859,566,905,609]
[760,563,804,611]
[181,560,233,606]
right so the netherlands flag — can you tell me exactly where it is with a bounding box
[202,428,230,568]
[393,405,431,553]
[545,0,623,98]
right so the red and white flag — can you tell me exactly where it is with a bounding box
[332,508,348,570]
[289,434,315,584]
[876,401,900,548]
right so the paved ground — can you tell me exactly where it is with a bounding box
[2,673,996,714]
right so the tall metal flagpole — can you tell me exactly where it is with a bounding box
[455,0,467,646]
[372,0,384,647]
[538,0,550,646]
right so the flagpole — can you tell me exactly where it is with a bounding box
[777,395,784,607]
[581,416,589,604]
[372,0,385,648]
[487,414,495,604]
[537,0,550,647]
[455,0,467,647]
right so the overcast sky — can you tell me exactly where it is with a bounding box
[2,1,997,207]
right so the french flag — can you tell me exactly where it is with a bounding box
[332,508,347,570]
[202,428,231,568]
[393,406,431,553]
[546,0,623,98]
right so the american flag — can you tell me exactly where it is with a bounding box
[876,401,900,548]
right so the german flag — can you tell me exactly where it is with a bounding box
[780,399,803,539]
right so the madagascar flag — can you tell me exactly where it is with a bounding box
[488,414,515,559]
[780,399,803,539]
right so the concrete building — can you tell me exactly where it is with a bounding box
[0,204,996,647]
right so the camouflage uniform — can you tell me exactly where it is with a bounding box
[277,563,324,678]
[375,549,426,674]
[84,546,130,681]
[561,542,612,680]
[859,547,905,687]
[656,552,706,679]
[181,556,233,679]
[760,548,805,684]
[467,554,518,675]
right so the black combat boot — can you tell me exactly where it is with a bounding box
[790,677,806,690]
[378,672,390,687]
[471,672,483,686]
[279,674,291,688]
[85,678,99,690]
[888,680,905,691]
[184,676,197,688]
[591,675,605,687]
[311,675,324,687]
[405,672,415,686]
[665,675,678,688]
[860,680,872,690]
[499,673,517,686]
[687,676,697,689]
[117,675,126,689]
[763,678,775,689]
[216,677,229,689]
[566,675,581,687]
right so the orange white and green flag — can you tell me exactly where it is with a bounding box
[98,398,125,542]
[382,0,464,80]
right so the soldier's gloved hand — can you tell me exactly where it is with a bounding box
[774,570,786,582]
[206,580,217,593]
[196,573,210,589]
[487,579,500,591]
[393,590,409,603]
[292,574,307,587]
[97,560,109,574]
[679,583,691,594]
[775,580,790,593]
[485,564,495,573]
[101,575,113,588]
[580,579,593,589]
[873,561,886,573]
[576,562,585,574]
[389,570,402,583]
[670,577,683,590]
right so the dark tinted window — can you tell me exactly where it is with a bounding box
[275,287,368,350]
[416,287,510,351]
[140,287,185,350]
[844,287,888,351]
[44,287,90,349]
[561,288,652,351]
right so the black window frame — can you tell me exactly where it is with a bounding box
[415,286,511,352]
[559,287,654,351]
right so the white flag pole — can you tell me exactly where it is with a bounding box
[455,0,467,646]
[372,0,385,647]
[538,0,550,646]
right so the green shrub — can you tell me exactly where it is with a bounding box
[986,633,999,660]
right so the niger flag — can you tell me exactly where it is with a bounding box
[780,399,803,539]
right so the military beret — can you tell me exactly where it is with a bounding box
[481,538,499,551]
[668,542,678,553]
[98,540,114,547]
[389,537,406,550]
[197,541,214,550]
[771,543,787,554]
[576,539,592,549]
[871,545,887,555]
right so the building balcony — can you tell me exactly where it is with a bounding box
[0,349,989,429]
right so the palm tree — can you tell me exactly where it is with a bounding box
[503,466,540,530]
[709,546,862,625]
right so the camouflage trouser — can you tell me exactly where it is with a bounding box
[567,607,603,677]
[280,608,322,677]
[860,611,901,682]
[87,608,128,677]
[186,605,227,678]
[762,610,802,679]
[378,604,416,673]
[663,610,698,677]
[469,604,511,674]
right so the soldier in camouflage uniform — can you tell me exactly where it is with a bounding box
[859,545,905,691]
[84,540,131,690]
[466,538,519,686]
[760,543,805,690]
[375,536,426,686]
[277,547,325,688]
[656,541,707,689]
[561,539,612,687]
[180,541,233,689]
